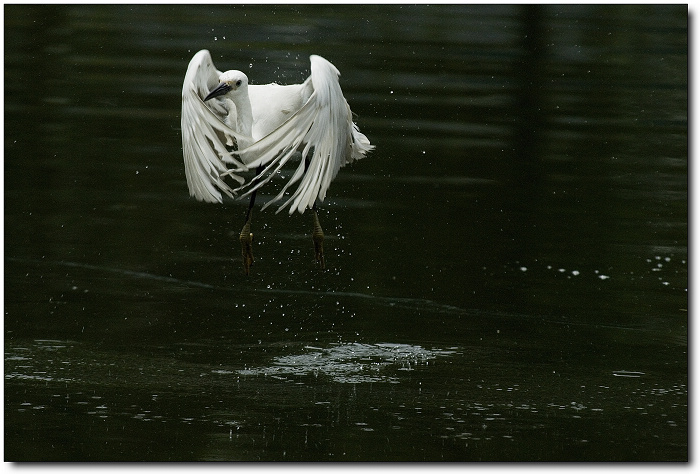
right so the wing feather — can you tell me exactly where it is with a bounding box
[181,50,249,203]
[181,52,374,212]
[232,55,374,214]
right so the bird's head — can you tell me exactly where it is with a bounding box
[204,70,249,101]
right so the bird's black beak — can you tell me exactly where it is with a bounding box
[204,82,232,101]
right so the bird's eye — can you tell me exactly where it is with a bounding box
[236,80,242,87]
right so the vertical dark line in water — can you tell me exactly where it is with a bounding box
[514,4,546,191]
[496,5,549,309]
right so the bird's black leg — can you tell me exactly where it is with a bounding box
[239,167,261,275]
[304,157,325,269]
[312,201,325,269]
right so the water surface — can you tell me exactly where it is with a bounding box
[4,4,688,461]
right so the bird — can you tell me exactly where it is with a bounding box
[181,50,373,275]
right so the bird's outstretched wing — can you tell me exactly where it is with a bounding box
[233,55,373,214]
[181,49,249,203]
[182,52,373,212]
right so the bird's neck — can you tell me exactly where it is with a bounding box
[232,93,254,138]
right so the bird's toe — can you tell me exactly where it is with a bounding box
[312,233,325,269]
[239,229,254,275]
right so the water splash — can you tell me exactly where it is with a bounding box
[236,342,459,384]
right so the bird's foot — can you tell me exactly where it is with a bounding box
[312,210,325,270]
[313,233,325,269]
[239,221,254,275]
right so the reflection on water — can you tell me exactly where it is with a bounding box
[4,336,687,461]
[4,4,687,462]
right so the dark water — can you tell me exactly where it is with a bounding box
[4,4,688,461]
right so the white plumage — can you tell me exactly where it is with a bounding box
[181,50,373,214]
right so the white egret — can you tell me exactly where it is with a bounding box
[181,50,373,274]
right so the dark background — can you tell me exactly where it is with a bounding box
[4,4,687,461]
